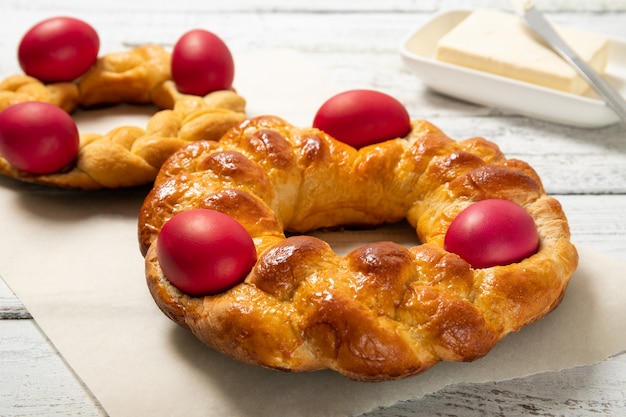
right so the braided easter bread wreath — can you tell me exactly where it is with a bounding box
[0,20,245,189]
[137,114,578,382]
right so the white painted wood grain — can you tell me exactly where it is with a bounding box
[363,354,626,416]
[0,277,30,319]
[0,320,105,417]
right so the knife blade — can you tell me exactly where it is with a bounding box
[516,1,626,125]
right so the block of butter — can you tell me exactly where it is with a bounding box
[435,9,609,95]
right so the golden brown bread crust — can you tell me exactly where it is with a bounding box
[0,45,246,189]
[78,45,171,107]
[138,115,578,381]
[0,74,79,113]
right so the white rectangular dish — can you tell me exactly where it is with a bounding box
[400,9,626,128]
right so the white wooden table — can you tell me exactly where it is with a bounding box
[1,1,625,415]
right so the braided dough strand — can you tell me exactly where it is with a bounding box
[78,45,171,107]
[0,45,246,189]
[0,75,79,112]
[138,116,578,381]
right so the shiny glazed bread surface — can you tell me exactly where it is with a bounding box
[138,115,578,381]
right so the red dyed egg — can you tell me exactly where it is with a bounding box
[18,16,100,82]
[312,89,411,149]
[171,29,235,96]
[0,102,79,174]
[156,209,257,296]
[444,199,539,268]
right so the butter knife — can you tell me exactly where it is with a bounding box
[515,0,626,124]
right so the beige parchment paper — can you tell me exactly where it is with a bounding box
[1,50,625,417]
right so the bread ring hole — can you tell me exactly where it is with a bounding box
[303,220,421,257]
[72,104,156,134]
